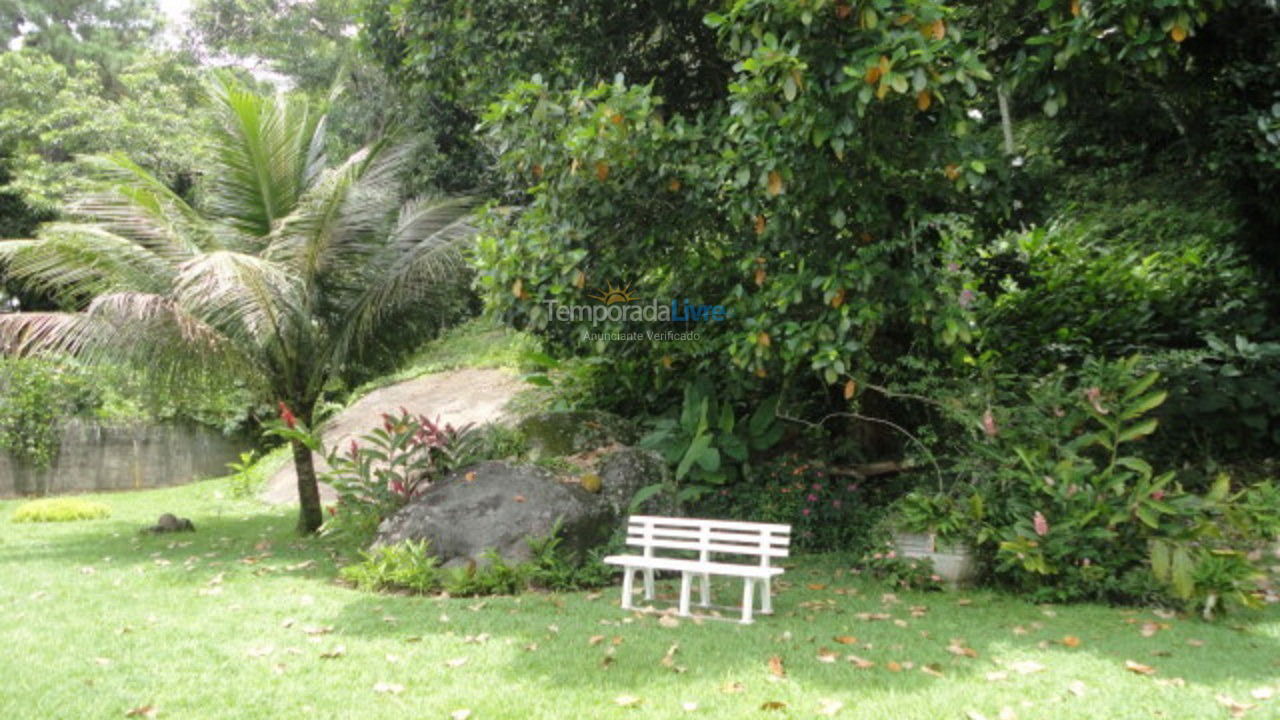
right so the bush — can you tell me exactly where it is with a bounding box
[320,410,479,542]
[695,455,878,553]
[0,356,101,468]
[338,524,614,596]
[942,356,1280,613]
[11,497,111,522]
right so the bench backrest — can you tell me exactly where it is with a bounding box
[625,515,791,567]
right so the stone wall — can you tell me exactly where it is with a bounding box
[0,419,252,497]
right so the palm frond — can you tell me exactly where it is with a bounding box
[206,77,326,240]
[173,251,306,359]
[75,153,215,256]
[0,225,175,304]
[327,197,479,365]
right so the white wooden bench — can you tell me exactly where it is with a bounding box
[603,515,791,624]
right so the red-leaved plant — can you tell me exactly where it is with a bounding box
[321,409,477,538]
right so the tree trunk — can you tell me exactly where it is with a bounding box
[997,83,1015,155]
[292,438,324,534]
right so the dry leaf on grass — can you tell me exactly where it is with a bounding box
[817,698,844,716]
[659,615,680,628]
[372,682,403,694]
[319,645,345,659]
[761,701,788,711]
[681,701,699,712]
[1010,660,1046,675]
[768,655,786,678]
[847,655,875,669]
[1216,695,1256,718]
[833,635,857,645]
[1061,636,1081,648]
[124,707,157,718]
[721,681,745,694]
[450,711,472,720]
[1250,687,1275,700]
[947,640,978,658]
[1067,681,1087,697]
[614,694,642,708]
[816,648,839,663]
[444,657,469,668]
[1124,660,1157,675]
[588,635,606,646]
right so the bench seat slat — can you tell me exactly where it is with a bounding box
[626,525,789,543]
[628,516,791,534]
[624,537,789,557]
[603,554,785,578]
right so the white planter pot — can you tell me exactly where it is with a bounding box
[892,531,978,587]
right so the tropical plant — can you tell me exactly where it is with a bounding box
[321,409,478,541]
[635,380,783,512]
[0,78,478,532]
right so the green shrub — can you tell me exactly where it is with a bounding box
[855,542,945,592]
[694,455,878,553]
[11,497,111,522]
[0,356,101,468]
[943,356,1280,614]
[338,524,615,597]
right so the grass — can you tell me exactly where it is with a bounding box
[2,480,1280,720]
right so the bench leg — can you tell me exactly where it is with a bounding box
[678,572,692,617]
[761,577,773,615]
[643,568,655,601]
[620,567,635,610]
[699,573,711,607]
[740,578,755,624]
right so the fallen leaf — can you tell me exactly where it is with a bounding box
[808,583,827,591]
[450,711,472,720]
[1216,695,1255,717]
[659,615,680,629]
[614,694,642,708]
[817,698,844,716]
[721,681,745,694]
[985,671,1009,682]
[247,645,274,658]
[965,711,990,720]
[125,706,157,718]
[1186,638,1205,647]
[302,625,333,636]
[1124,660,1156,676]
[1139,622,1160,638]
[1067,680,1087,697]
[372,682,403,694]
[444,657,468,668]
[319,645,345,659]
[1062,635,1081,648]
[834,635,857,645]
[588,635,606,646]
[1010,660,1046,675]
[997,707,1017,720]
[947,640,978,658]
[847,654,876,669]
[816,648,839,663]
[761,700,788,711]
[1250,687,1275,700]
[886,661,903,672]
[681,701,698,712]
[768,655,786,678]
[921,663,944,678]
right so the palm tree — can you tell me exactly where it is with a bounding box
[0,79,477,532]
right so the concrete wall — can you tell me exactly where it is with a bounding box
[0,419,252,497]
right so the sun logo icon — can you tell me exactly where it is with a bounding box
[587,281,639,305]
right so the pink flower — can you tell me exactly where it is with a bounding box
[832,500,842,509]
[1033,511,1049,537]
[807,493,818,502]
[348,439,360,458]
[958,288,976,307]
[1151,490,1166,500]
[846,483,858,492]
[981,409,999,437]
[802,508,811,516]
[811,482,822,491]
[886,551,896,559]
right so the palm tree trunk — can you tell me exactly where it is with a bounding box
[292,438,324,534]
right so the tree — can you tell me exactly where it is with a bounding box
[2,0,162,88]
[0,80,477,532]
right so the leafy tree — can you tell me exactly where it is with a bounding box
[1,0,162,86]
[0,80,477,532]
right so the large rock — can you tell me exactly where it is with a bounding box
[373,450,667,567]
[375,461,608,567]
[517,410,638,458]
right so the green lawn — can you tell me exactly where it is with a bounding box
[3,480,1279,720]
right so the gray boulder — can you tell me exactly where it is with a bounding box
[516,410,638,458]
[373,449,667,567]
